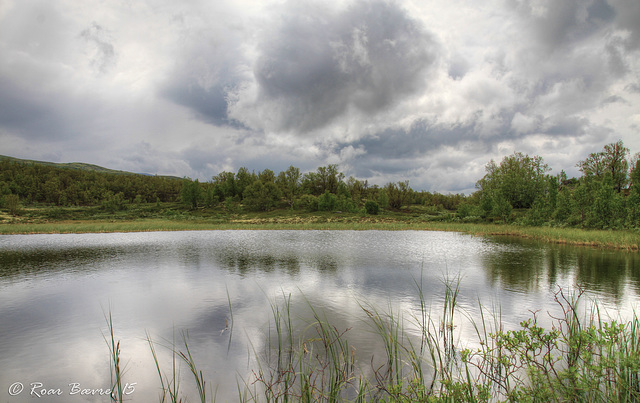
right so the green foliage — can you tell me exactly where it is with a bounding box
[276,165,301,208]
[385,181,411,210]
[181,179,202,210]
[590,174,625,229]
[491,192,513,222]
[477,152,550,209]
[0,159,181,206]
[365,200,380,215]
[102,192,128,213]
[456,202,473,219]
[212,171,238,201]
[553,188,573,223]
[234,167,256,197]
[4,142,640,232]
[627,190,640,228]
[377,189,390,209]
[317,190,338,211]
[463,289,640,402]
[578,140,630,192]
[242,181,282,211]
[302,164,344,195]
[3,194,20,215]
[296,194,319,212]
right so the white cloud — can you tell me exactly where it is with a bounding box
[0,0,639,193]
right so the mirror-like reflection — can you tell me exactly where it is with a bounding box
[0,230,637,402]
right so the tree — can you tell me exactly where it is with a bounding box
[491,192,513,222]
[181,179,202,209]
[377,189,389,209]
[553,188,573,224]
[258,169,276,184]
[302,165,344,195]
[276,166,301,208]
[235,167,256,198]
[590,174,624,228]
[212,171,237,201]
[4,194,20,215]
[385,181,411,209]
[629,153,640,192]
[476,152,550,209]
[577,140,629,192]
[242,181,281,211]
[628,154,640,227]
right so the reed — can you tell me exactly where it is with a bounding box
[103,310,126,402]
[115,277,640,402]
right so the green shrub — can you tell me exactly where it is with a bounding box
[101,192,127,213]
[3,194,20,215]
[318,191,337,211]
[296,194,318,211]
[364,200,380,215]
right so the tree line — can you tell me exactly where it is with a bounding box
[470,140,640,229]
[0,159,182,210]
[1,140,639,229]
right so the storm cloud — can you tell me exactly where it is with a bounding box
[228,0,439,134]
[0,0,639,193]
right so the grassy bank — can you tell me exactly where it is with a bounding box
[1,218,638,251]
[108,280,640,402]
[1,203,638,250]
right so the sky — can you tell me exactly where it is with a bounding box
[1,0,639,194]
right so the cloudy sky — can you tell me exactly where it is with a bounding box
[1,0,639,193]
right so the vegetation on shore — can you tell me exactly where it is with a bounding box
[0,202,638,250]
[1,140,640,249]
[107,279,640,402]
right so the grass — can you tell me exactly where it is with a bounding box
[109,276,640,402]
[1,203,638,250]
[2,218,638,251]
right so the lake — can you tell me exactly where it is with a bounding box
[0,230,638,402]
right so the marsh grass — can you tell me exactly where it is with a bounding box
[104,310,126,402]
[116,277,640,402]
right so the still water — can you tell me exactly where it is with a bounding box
[0,230,638,402]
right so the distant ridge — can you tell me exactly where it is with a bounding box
[0,155,181,179]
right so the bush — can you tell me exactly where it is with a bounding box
[318,191,338,211]
[336,196,358,213]
[101,192,127,213]
[364,200,380,215]
[296,194,318,211]
[456,202,473,219]
[3,194,20,215]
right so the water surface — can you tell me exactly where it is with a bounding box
[0,230,638,401]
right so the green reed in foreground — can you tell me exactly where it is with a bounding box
[113,279,640,402]
[104,310,126,402]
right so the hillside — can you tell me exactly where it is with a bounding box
[0,155,179,179]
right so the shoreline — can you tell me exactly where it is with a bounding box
[1,219,638,251]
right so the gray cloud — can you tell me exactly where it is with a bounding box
[163,80,237,127]
[159,12,250,128]
[509,0,613,52]
[236,0,439,133]
[0,0,638,193]
[79,22,116,74]
[612,0,640,50]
